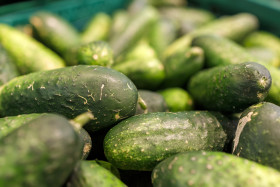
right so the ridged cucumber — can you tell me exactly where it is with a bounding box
[0,24,65,74]
[0,65,138,132]
[104,111,226,171]
[152,151,280,187]
[188,62,271,113]
[232,102,280,170]
[0,114,81,187]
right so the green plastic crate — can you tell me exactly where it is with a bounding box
[189,0,280,36]
[0,0,128,30]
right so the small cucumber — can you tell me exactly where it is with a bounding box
[152,151,280,187]
[30,11,80,65]
[0,114,81,187]
[0,65,138,132]
[232,102,280,171]
[65,161,126,187]
[104,111,226,171]
[136,90,168,115]
[188,62,271,113]
[78,128,92,160]
[0,24,65,74]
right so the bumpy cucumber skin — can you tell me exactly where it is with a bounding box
[0,24,65,74]
[77,41,114,67]
[232,102,280,170]
[0,45,19,86]
[161,47,204,88]
[30,11,80,64]
[0,65,138,132]
[158,88,193,112]
[136,90,168,115]
[0,113,43,139]
[104,112,226,171]
[192,34,257,67]
[65,161,126,187]
[188,62,271,113]
[0,114,81,187]
[152,151,280,187]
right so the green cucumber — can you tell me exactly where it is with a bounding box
[191,34,280,106]
[81,13,111,44]
[78,128,92,160]
[65,161,126,187]
[232,102,280,170]
[30,11,80,65]
[188,62,271,113]
[158,88,193,112]
[243,31,280,67]
[152,151,280,187]
[165,13,258,57]
[0,113,81,187]
[109,10,129,41]
[136,90,168,115]
[161,46,204,88]
[247,47,279,67]
[0,44,19,86]
[109,6,159,57]
[76,41,114,67]
[0,65,138,132]
[0,24,65,74]
[104,111,226,171]
[94,160,121,179]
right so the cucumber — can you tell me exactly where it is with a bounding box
[161,46,204,88]
[136,90,168,115]
[94,160,121,179]
[152,151,280,187]
[109,10,129,41]
[191,34,280,107]
[109,6,159,57]
[30,11,80,65]
[0,44,19,86]
[247,47,279,67]
[104,111,226,171]
[64,161,126,187]
[188,62,271,113]
[0,65,138,132]
[81,13,111,44]
[0,24,65,74]
[78,128,92,160]
[232,102,280,170]
[158,88,193,112]
[165,13,258,57]
[0,113,81,187]
[76,41,114,67]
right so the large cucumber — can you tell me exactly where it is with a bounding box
[232,102,280,171]
[0,24,65,74]
[0,114,81,187]
[188,62,271,113]
[0,65,138,132]
[104,111,226,171]
[152,151,280,187]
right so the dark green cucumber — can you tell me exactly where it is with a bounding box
[81,13,111,44]
[30,11,80,65]
[158,88,193,112]
[0,24,65,74]
[161,46,204,88]
[232,102,280,170]
[247,47,279,67]
[0,65,138,132]
[152,151,280,187]
[0,44,19,86]
[104,111,226,171]
[188,62,271,113]
[76,41,114,67]
[191,34,280,107]
[243,31,280,67]
[64,161,126,187]
[148,0,186,7]
[0,113,81,187]
[165,13,258,57]
[109,6,159,57]
[78,128,92,160]
[136,90,168,115]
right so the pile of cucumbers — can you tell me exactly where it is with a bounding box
[1,0,280,186]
